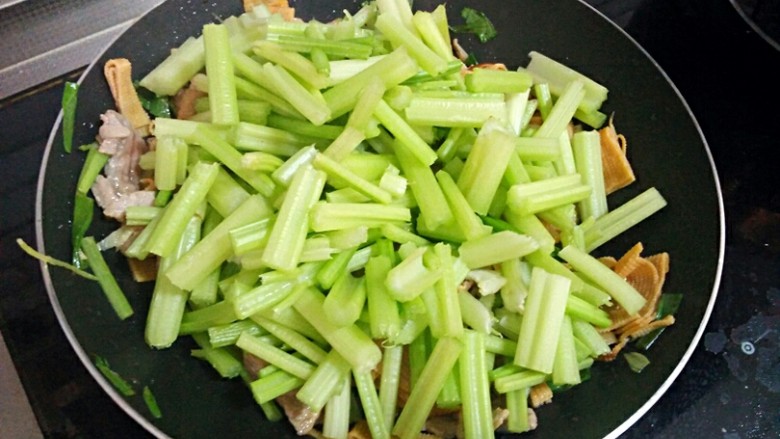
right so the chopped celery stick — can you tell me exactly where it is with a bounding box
[458,290,492,334]
[583,187,668,252]
[437,364,461,408]
[525,51,609,113]
[428,243,464,338]
[380,224,430,246]
[81,237,133,320]
[345,76,387,135]
[457,230,539,269]
[229,218,271,255]
[566,294,612,328]
[300,236,336,263]
[267,114,343,140]
[324,48,419,120]
[261,165,326,271]
[494,369,547,394]
[457,120,517,215]
[484,334,518,358]
[500,257,530,313]
[506,388,530,433]
[392,337,462,439]
[206,166,248,217]
[322,271,366,327]
[266,34,373,60]
[466,269,506,296]
[404,95,507,128]
[145,216,201,348]
[506,89,530,136]
[233,75,303,118]
[316,247,357,290]
[326,226,369,250]
[142,386,162,419]
[139,36,205,96]
[203,24,240,125]
[293,288,381,373]
[241,151,284,172]
[271,145,318,187]
[125,206,161,226]
[233,121,318,157]
[459,331,493,439]
[558,245,647,315]
[554,130,578,176]
[534,80,585,139]
[309,202,411,232]
[250,369,304,404]
[503,210,556,256]
[354,370,391,439]
[166,195,272,291]
[524,250,583,293]
[375,14,447,76]
[154,136,185,191]
[572,130,608,220]
[296,350,351,412]
[366,256,402,338]
[392,139,453,230]
[385,247,440,303]
[237,332,314,379]
[313,153,392,204]
[572,318,611,357]
[207,319,265,348]
[411,10,451,59]
[573,280,613,308]
[323,374,352,439]
[575,107,608,128]
[436,170,492,241]
[514,267,571,374]
[195,126,275,196]
[515,136,561,161]
[146,162,217,257]
[262,63,331,126]
[190,333,243,378]
[374,100,438,166]
[179,301,237,335]
[232,279,296,320]
[379,345,403,430]
[552,315,581,385]
[465,68,532,93]
[321,126,367,164]
[253,41,329,89]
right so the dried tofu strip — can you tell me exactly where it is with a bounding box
[244,0,296,20]
[600,314,676,361]
[347,420,372,439]
[599,115,635,194]
[612,242,644,278]
[173,83,206,120]
[529,382,553,408]
[104,58,151,136]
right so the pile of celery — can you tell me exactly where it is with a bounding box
[88,1,669,437]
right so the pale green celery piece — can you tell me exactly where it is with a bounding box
[266,34,373,59]
[494,369,547,394]
[316,247,357,290]
[458,230,539,269]
[404,95,507,128]
[379,345,404,431]
[533,83,553,120]
[484,334,518,358]
[178,300,237,335]
[232,278,297,320]
[552,315,581,385]
[207,319,265,348]
[252,315,328,364]
[124,206,162,226]
[331,152,398,188]
[145,217,200,347]
[429,243,464,338]
[457,290,493,334]
[324,48,419,120]
[326,226,369,250]
[411,10,451,59]
[194,126,275,196]
[572,130,608,221]
[151,118,226,144]
[241,151,284,173]
[575,107,609,129]
[583,187,668,252]
[380,224,429,246]
[327,55,385,84]
[346,246,374,272]
[233,122,317,157]
[346,76,387,135]
[229,218,271,255]
[323,271,366,327]
[271,145,318,187]
[391,337,462,439]
[250,369,304,405]
[190,334,244,379]
[572,318,611,357]
[253,40,329,89]
[392,139,453,230]
[326,187,371,204]
[231,52,272,88]
[261,165,326,272]
[525,51,609,113]
[503,210,556,255]
[233,76,304,119]
[293,287,382,373]
[377,0,417,33]
[320,126,367,163]
[500,257,529,313]
[139,150,156,171]
[506,388,531,432]
[374,100,438,166]
[313,153,392,204]
[534,80,586,139]
[487,186,508,218]
[494,308,523,340]
[561,223,587,250]
[323,374,352,439]
[624,352,651,373]
[436,363,461,409]
[415,216,469,243]
[379,166,408,198]
[175,140,189,185]
[309,201,411,232]
[166,195,272,291]
[147,162,218,258]
[514,267,572,374]
[384,85,413,111]
[261,63,331,125]
[465,68,533,94]
[466,268,507,296]
[555,130,578,176]
[267,114,343,140]
[354,370,391,439]
[253,305,327,346]
[459,331,494,439]
[310,48,330,76]
[383,247,438,303]
[523,249,583,293]
[237,332,315,379]
[300,236,336,263]
[296,350,351,412]
[506,89,530,136]
[375,13,446,76]
[456,120,517,215]
[515,136,561,161]
[154,136,185,191]
[558,245,647,315]
[572,279,613,308]
[139,35,204,96]
[436,126,465,162]
[203,24,240,126]
[365,256,402,339]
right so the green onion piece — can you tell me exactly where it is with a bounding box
[76,145,109,194]
[80,236,133,319]
[392,337,462,439]
[558,245,647,316]
[70,192,94,267]
[61,81,79,153]
[142,386,163,419]
[624,352,650,373]
[93,355,135,396]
